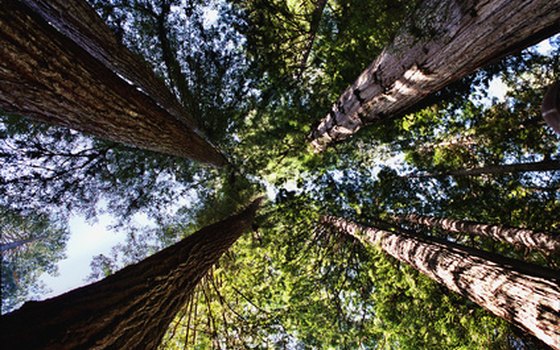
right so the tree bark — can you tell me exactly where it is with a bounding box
[322,216,560,349]
[542,80,560,135]
[310,0,560,151]
[0,238,38,252]
[0,198,262,349]
[395,214,560,254]
[0,0,226,166]
[409,159,560,177]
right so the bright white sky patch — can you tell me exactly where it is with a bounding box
[487,77,508,102]
[203,8,219,28]
[39,215,127,298]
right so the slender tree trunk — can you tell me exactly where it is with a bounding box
[408,159,560,177]
[322,216,560,349]
[395,214,560,254]
[296,0,328,78]
[416,135,477,153]
[310,0,560,151]
[0,0,226,166]
[0,199,262,349]
[154,1,200,120]
[0,238,38,252]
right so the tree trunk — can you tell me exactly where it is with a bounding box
[0,0,226,166]
[322,216,560,349]
[409,159,560,177]
[296,0,328,78]
[310,0,560,151]
[0,199,262,349]
[542,80,560,135]
[0,238,38,252]
[395,214,560,254]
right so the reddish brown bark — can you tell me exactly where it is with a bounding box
[0,0,226,166]
[311,0,560,151]
[396,214,560,254]
[542,81,560,135]
[322,216,560,349]
[0,199,262,349]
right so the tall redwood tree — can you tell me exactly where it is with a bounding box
[0,0,226,166]
[322,216,560,349]
[0,199,261,349]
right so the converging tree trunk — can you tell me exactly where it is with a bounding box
[0,199,262,349]
[322,216,560,349]
[395,214,560,254]
[297,0,328,78]
[0,0,226,166]
[407,159,560,178]
[310,0,560,151]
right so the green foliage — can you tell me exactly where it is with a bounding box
[1,1,558,348]
[1,207,68,313]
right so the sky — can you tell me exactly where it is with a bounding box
[36,35,557,301]
[39,215,127,298]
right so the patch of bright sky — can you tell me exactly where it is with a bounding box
[38,212,153,300]
[39,215,125,298]
[475,35,557,107]
[203,7,219,28]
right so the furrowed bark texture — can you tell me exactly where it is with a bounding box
[0,0,226,166]
[411,159,560,177]
[0,199,261,349]
[322,216,560,349]
[396,214,560,254]
[311,0,560,151]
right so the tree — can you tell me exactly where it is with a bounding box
[0,198,261,349]
[395,213,560,254]
[0,0,226,166]
[2,0,559,348]
[310,0,560,150]
[408,158,560,178]
[1,207,69,314]
[542,81,560,134]
[321,216,560,349]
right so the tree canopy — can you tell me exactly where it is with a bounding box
[1,0,559,348]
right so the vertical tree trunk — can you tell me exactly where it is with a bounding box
[0,0,226,166]
[395,214,560,254]
[296,0,328,78]
[310,0,560,151]
[322,216,560,349]
[408,159,560,177]
[0,199,262,349]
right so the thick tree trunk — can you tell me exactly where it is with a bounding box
[410,159,560,177]
[0,199,262,349]
[310,0,560,151]
[322,216,560,349]
[395,214,560,254]
[0,0,226,166]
